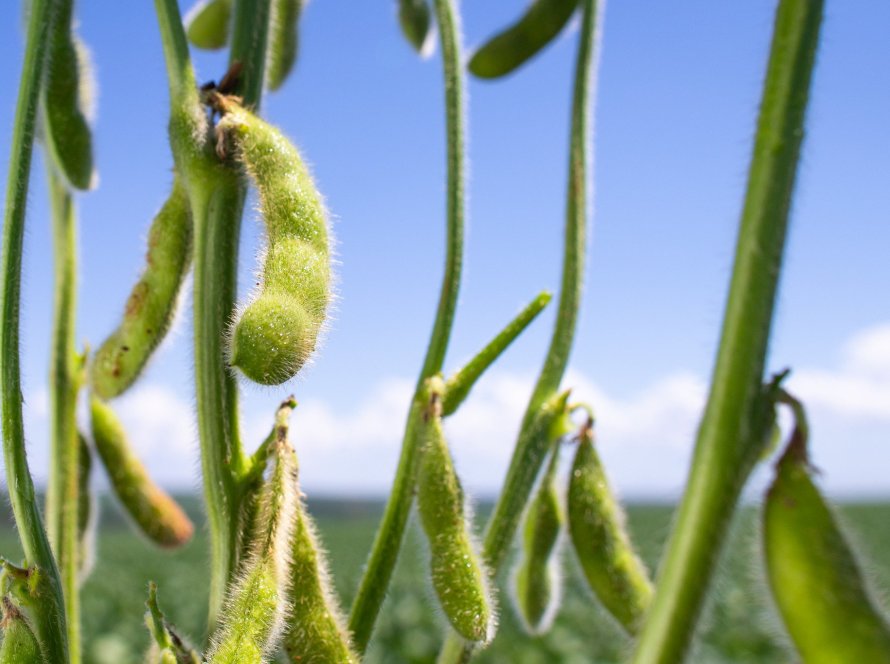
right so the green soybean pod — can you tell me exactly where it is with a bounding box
[90,180,192,400]
[282,481,358,662]
[416,377,495,643]
[468,0,579,79]
[511,444,564,635]
[214,96,331,386]
[398,0,435,56]
[42,0,95,190]
[209,403,299,663]
[764,397,890,664]
[568,423,652,634]
[266,0,305,91]
[76,433,96,582]
[185,0,233,50]
[0,598,41,664]
[144,583,202,664]
[89,396,194,548]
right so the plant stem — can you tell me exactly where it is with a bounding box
[0,0,69,660]
[45,164,82,664]
[348,0,466,651]
[631,2,823,662]
[437,0,600,660]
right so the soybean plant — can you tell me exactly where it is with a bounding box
[1,1,880,663]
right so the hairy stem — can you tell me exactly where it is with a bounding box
[348,0,466,651]
[0,0,69,660]
[437,0,601,660]
[45,164,82,664]
[631,2,823,662]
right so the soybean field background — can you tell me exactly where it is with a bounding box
[3,499,887,664]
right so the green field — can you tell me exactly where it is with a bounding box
[2,500,888,663]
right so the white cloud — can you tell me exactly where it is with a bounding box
[9,321,890,497]
[790,322,890,420]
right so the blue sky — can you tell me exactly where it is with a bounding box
[0,1,888,498]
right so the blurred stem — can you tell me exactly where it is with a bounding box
[437,0,600,660]
[45,163,83,664]
[348,0,466,652]
[0,0,69,660]
[631,1,823,662]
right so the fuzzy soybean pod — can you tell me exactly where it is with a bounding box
[42,0,95,190]
[214,97,331,386]
[512,444,565,635]
[89,396,194,548]
[416,377,495,644]
[185,0,233,50]
[764,397,890,664]
[76,433,96,581]
[468,0,579,79]
[397,0,435,55]
[208,403,300,663]
[282,467,358,662]
[267,0,306,91]
[0,598,41,664]
[568,423,653,634]
[90,181,193,400]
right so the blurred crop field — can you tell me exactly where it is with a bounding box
[1,499,887,663]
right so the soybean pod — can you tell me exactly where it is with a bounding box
[76,433,95,581]
[89,396,194,548]
[764,393,890,664]
[468,0,579,79]
[208,402,298,664]
[511,442,564,635]
[0,598,40,664]
[282,467,358,662]
[212,95,331,386]
[568,420,652,634]
[90,180,193,400]
[185,0,233,50]
[397,0,435,56]
[416,377,495,644]
[42,0,95,190]
[267,0,306,91]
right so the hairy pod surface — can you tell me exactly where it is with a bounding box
[416,379,495,644]
[76,433,95,582]
[214,98,331,386]
[185,0,233,49]
[568,426,652,633]
[398,0,435,55]
[282,490,358,662]
[267,0,305,91]
[0,598,41,664]
[468,0,579,79]
[89,396,194,548]
[42,0,95,190]
[512,446,564,635]
[90,181,193,400]
[764,417,890,663]
[208,413,299,664]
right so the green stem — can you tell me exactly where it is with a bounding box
[348,0,466,651]
[441,290,551,416]
[45,164,82,664]
[437,0,600,660]
[155,0,273,631]
[631,2,823,662]
[0,0,69,660]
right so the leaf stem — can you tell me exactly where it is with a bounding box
[631,2,823,662]
[0,0,69,660]
[348,0,466,651]
[437,0,601,660]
